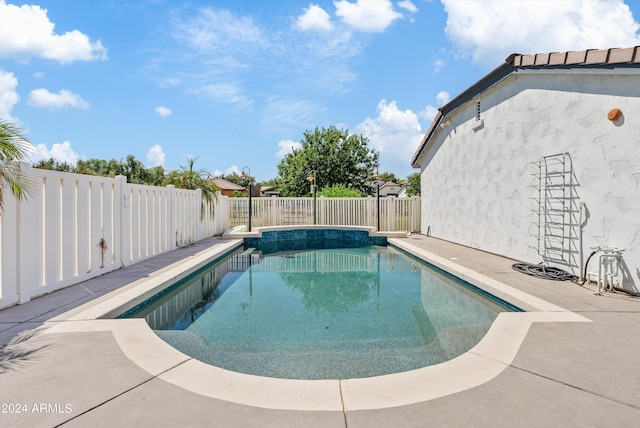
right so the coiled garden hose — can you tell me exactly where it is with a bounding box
[511,250,598,283]
[511,263,575,281]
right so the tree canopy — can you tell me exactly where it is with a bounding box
[277,126,379,196]
[378,172,401,184]
[33,153,217,217]
[405,173,421,197]
[34,154,165,186]
[317,184,364,197]
[164,157,218,219]
[221,171,255,188]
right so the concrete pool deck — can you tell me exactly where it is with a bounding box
[1,235,639,427]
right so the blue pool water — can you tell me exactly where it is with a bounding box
[124,243,514,380]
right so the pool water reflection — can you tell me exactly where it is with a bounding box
[125,245,512,379]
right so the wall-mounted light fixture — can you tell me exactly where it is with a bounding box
[607,108,622,121]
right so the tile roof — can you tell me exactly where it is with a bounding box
[512,46,640,67]
[211,178,245,191]
[411,46,640,168]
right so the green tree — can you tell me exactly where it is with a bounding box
[378,172,398,184]
[32,157,74,172]
[120,155,156,185]
[317,184,364,197]
[0,120,35,209]
[75,158,122,177]
[146,166,166,186]
[164,157,218,218]
[74,156,165,186]
[260,177,280,187]
[406,173,421,197]
[277,126,379,196]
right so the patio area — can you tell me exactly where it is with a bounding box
[1,235,638,427]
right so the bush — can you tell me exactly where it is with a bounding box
[317,184,364,197]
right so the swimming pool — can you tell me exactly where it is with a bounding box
[50,227,588,410]
[122,238,517,379]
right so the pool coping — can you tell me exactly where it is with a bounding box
[222,224,410,239]
[42,231,591,412]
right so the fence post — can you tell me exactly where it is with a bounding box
[0,163,28,307]
[167,185,177,248]
[18,162,43,302]
[114,175,126,267]
[196,188,203,240]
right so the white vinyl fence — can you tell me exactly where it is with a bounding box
[0,164,229,308]
[1,164,420,309]
[228,196,421,232]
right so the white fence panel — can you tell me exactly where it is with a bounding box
[0,182,19,308]
[122,183,175,267]
[202,194,229,238]
[227,196,420,232]
[1,165,227,308]
[0,167,122,306]
[0,163,417,309]
[175,187,200,247]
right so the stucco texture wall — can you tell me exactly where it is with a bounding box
[419,71,639,293]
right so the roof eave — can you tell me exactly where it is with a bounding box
[410,46,640,169]
[411,55,519,168]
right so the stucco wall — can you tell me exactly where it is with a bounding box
[419,70,640,293]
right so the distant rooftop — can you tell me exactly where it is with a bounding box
[211,178,245,191]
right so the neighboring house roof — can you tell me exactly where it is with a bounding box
[379,181,403,196]
[261,185,280,196]
[211,178,245,191]
[411,46,640,168]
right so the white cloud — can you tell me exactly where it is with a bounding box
[152,4,373,108]
[214,165,242,177]
[153,8,267,109]
[28,88,90,110]
[276,139,301,158]
[155,106,172,117]
[420,105,439,122]
[261,97,324,133]
[295,4,334,31]
[419,91,450,122]
[398,1,418,14]
[0,0,107,64]
[432,57,446,74]
[0,69,19,121]
[436,91,450,106]
[443,0,640,66]
[335,0,403,33]
[174,8,265,51]
[146,144,165,167]
[194,82,253,108]
[29,141,80,165]
[226,165,241,176]
[356,99,422,175]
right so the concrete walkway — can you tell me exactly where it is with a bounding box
[1,235,638,427]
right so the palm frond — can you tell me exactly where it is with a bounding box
[0,120,36,209]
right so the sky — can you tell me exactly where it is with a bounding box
[1,0,639,182]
